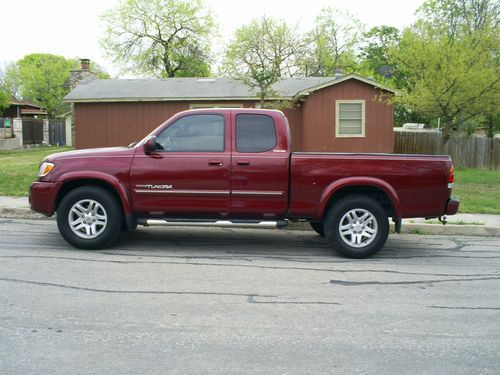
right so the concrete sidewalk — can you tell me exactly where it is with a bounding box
[1,195,499,236]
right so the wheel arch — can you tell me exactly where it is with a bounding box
[317,177,401,220]
[54,172,133,218]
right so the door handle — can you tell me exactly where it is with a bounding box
[237,161,250,166]
[208,160,223,166]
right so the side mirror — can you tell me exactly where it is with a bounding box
[144,135,157,153]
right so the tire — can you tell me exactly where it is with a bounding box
[324,195,389,259]
[57,186,123,250]
[309,222,325,237]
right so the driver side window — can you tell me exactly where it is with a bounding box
[156,114,225,152]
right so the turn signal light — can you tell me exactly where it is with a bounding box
[38,162,54,177]
[447,165,454,188]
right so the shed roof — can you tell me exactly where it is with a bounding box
[65,74,395,103]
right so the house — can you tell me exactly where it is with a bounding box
[65,74,395,152]
[3,99,47,118]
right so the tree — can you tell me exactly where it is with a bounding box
[297,8,364,77]
[360,26,400,80]
[101,0,215,78]
[221,16,303,106]
[16,53,75,116]
[0,62,22,100]
[0,90,9,115]
[389,0,500,140]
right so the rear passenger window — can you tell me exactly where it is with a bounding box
[236,114,277,153]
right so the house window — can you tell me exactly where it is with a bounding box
[336,100,365,137]
[190,103,243,109]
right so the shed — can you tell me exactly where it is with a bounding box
[3,99,47,118]
[65,74,395,152]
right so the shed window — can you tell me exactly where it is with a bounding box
[336,100,365,137]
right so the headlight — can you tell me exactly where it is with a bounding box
[38,162,55,177]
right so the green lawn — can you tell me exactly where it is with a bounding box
[453,168,500,214]
[0,146,72,196]
[0,147,499,214]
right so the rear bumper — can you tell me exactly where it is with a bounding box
[29,181,62,216]
[446,197,460,216]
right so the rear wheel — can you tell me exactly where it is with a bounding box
[324,195,389,258]
[309,222,325,237]
[57,186,122,249]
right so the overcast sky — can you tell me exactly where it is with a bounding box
[1,0,425,77]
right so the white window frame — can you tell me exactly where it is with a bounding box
[190,103,244,109]
[335,100,366,138]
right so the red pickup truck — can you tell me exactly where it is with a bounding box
[30,109,459,258]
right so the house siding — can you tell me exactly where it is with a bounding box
[300,80,394,152]
[74,101,255,149]
[72,79,393,152]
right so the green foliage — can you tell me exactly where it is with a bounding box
[221,16,302,105]
[359,26,400,81]
[298,8,364,76]
[16,53,75,116]
[0,62,22,100]
[0,89,10,114]
[389,0,500,139]
[100,0,214,78]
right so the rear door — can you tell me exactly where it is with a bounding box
[230,111,290,217]
[130,112,231,216]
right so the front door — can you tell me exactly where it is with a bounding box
[130,113,231,217]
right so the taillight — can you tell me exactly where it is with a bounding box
[448,165,454,188]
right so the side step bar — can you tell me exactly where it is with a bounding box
[137,218,289,229]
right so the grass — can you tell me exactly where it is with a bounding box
[0,148,499,215]
[0,146,72,196]
[453,168,500,214]
[424,219,485,225]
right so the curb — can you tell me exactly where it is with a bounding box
[1,208,500,237]
[0,208,52,220]
[285,221,500,237]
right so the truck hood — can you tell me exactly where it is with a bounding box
[44,147,134,162]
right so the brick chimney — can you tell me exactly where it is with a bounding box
[80,58,90,71]
[69,58,97,90]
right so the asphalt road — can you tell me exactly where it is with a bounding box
[1,218,499,375]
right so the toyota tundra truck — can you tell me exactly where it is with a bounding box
[29,108,459,258]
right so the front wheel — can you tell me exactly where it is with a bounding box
[324,195,389,258]
[57,186,122,249]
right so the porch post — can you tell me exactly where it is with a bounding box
[42,119,49,145]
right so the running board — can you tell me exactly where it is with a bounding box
[137,218,289,229]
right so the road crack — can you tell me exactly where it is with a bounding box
[0,277,275,298]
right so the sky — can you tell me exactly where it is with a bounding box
[0,0,425,77]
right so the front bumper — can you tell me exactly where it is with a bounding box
[29,181,62,216]
[446,197,460,215]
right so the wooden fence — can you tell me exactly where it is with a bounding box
[394,130,500,170]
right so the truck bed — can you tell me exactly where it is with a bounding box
[289,152,453,219]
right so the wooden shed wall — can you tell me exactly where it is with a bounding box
[73,80,393,152]
[300,80,394,152]
[74,101,255,149]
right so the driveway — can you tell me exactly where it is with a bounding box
[1,218,499,374]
